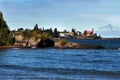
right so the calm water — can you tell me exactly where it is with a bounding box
[67,39,120,49]
[0,48,120,80]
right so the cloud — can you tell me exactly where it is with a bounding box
[99,24,120,31]
[99,24,113,30]
[97,24,120,37]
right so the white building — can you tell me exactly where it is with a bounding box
[59,33,73,37]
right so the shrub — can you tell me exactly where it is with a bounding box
[7,35,15,45]
[40,32,51,40]
[60,39,67,46]
[54,38,60,42]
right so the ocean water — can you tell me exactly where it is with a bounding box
[0,48,120,80]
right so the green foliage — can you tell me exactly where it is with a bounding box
[54,28,59,38]
[60,39,67,46]
[0,32,15,46]
[0,11,3,18]
[84,30,87,36]
[44,28,53,36]
[54,38,60,42]
[33,24,39,31]
[22,29,32,39]
[71,28,76,32]
[18,28,24,32]
[0,40,6,46]
[63,29,67,33]
[40,32,51,40]
[6,32,15,45]
[0,20,10,38]
[0,11,13,46]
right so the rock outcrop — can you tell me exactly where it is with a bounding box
[54,42,104,49]
[14,34,103,49]
[27,38,41,47]
[14,34,55,48]
[14,35,27,47]
[37,39,54,48]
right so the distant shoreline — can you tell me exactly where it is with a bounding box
[60,37,120,40]
[100,38,120,40]
[0,38,119,49]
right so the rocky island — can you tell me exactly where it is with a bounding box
[0,11,104,49]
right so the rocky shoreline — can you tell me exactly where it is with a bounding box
[54,42,104,49]
[0,35,105,49]
[0,42,104,49]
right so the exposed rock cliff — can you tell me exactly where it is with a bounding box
[14,34,54,48]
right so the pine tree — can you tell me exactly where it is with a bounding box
[33,24,39,31]
[0,11,14,45]
[54,28,59,38]
[0,11,10,39]
[71,28,76,32]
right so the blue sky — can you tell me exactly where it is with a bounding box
[0,0,120,37]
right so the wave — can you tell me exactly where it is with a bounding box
[0,64,120,77]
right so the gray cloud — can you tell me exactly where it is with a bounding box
[97,24,120,37]
[99,24,116,31]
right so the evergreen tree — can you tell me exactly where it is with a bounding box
[0,11,14,45]
[54,28,59,38]
[33,24,39,31]
[18,28,24,32]
[84,30,87,36]
[23,29,31,39]
[63,29,67,33]
[71,28,76,32]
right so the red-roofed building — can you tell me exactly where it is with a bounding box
[82,28,94,37]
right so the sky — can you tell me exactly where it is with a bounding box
[0,0,120,37]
